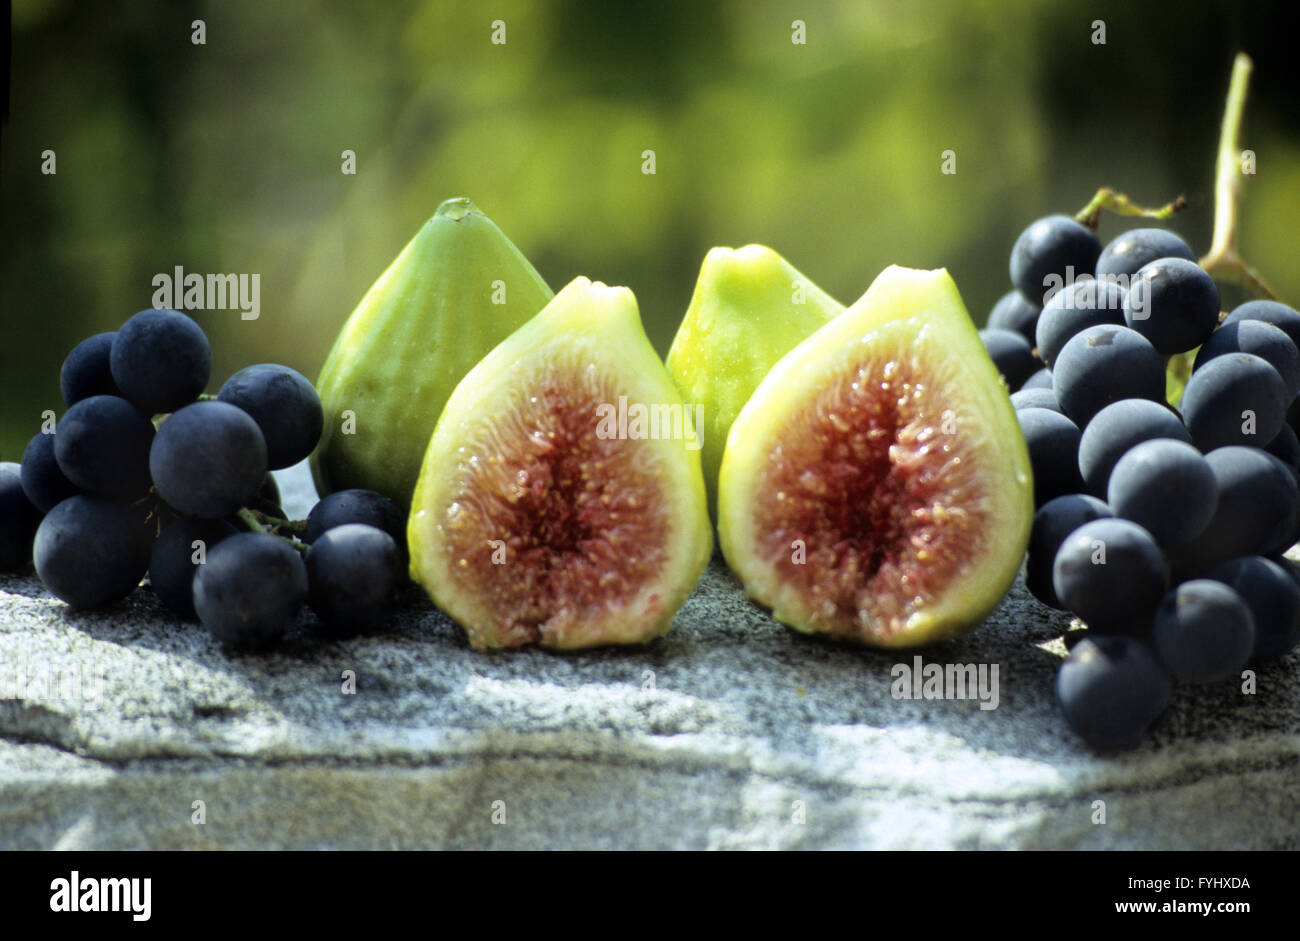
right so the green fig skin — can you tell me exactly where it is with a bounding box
[666,245,843,520]
[312,198,553,509]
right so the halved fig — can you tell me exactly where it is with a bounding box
[718,265,1033,647]
[409,277,712,650]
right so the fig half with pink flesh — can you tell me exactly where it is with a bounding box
[718,265,1033,648]
[408,277,712,651]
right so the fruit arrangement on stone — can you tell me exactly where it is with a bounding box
[1,54,1291,755]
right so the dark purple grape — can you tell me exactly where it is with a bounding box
[1194,319,1300,398]
[1153,580,1255,683]
[1009,215,1101,305]
[306,524,403,635]
[1265,424,1300,472]
[53,395,155,498]
[1021,367,1053,390]
[979,328,1039,391]
[218,364,324,470]
[1094,228,1197,282]
[1077,398,1190,497]
[1,462,44,571]
[150,401,268,519]
[1016,408,1084,507]
[306,489,408,567]
[110,308,212,415]
[987,290,1040,343]
[1107,439,1217,548]
[1206,556,1300,662]
[193,532,308,651]
[1026,493,1111,609]
[1052,324,1166,428]
[1010,387,1062,413]
[1169,446,1299,576]
[1034,277,1126,368]
[60,332,121,406]
[33,495,152,609]
[1180,353,1288,452]
[1056,635,1171,751]
[1221,300,1300,351]
[1123,258,1220,355]
[1052,518,1167,633]
[20,431,80,512]
[148,518,238,619]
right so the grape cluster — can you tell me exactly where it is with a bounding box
[990,216,1300,751]
[0,309,406,651]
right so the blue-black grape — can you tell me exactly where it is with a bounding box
[1052,324,1166,428]
[306,524,403,635]
[1076,398,1190,497]
[245,473,284,517]
[20,431,80,512]
[1009,215,1101,305]
[987,290,1041,343]
[1094,228,1197,282]
[1206,556,1300,662]
[1221,300,1300,351]
[1265,423,1300,471]
[150,401,268,519]
[217,364,324,470]
[148,518,238,619]
[1034,277,1126,368]
[110,308,212,415]
[193,532,308,651]
[1153,580,1255,683]
[33,494,153,608]
[1194,319,1300,397]
[1123,258,1220,355]
[1016,408,1084,507]
[306,489,408,566]
[60,332,121,406]
[1180,352,1288,452]
[1025,493,1111,608]
[1021,367,1053,390]
[1052,518,1167,632]
[1,462,44,571]
[1106,439,1217,547]
[979,327,1039,391]
[53,394,155,497]
[1010,387,1062,413]
[1169,446,1299,575]
[1056,635,1171,751]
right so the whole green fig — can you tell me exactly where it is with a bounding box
[312,198,553,508]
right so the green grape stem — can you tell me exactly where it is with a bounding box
[1198,53,1280,301]
[1073,188,1187,230]
[235,507,310,553]
[235,507,269,534]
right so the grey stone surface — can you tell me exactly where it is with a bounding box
[1,462,1297,849]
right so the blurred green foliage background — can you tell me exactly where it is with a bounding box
[3,0,1298,461]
